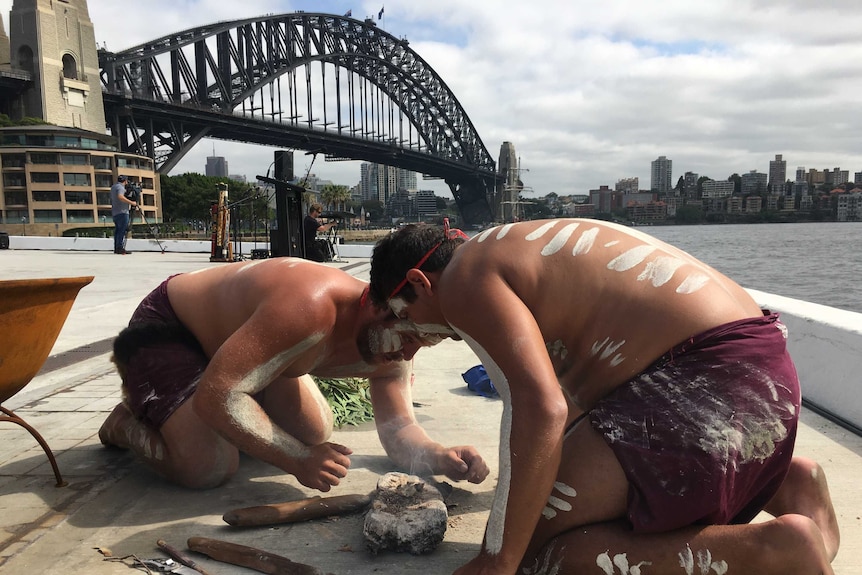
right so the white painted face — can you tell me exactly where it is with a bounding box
[388,296,409,319]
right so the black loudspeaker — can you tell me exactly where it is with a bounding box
[270,151,302,257]
[274,150,294,182]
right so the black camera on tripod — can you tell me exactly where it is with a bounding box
[124,181,142,206]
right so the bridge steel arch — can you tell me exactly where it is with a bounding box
[99,12,502,224]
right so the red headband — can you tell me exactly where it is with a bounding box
[386,218,468,301]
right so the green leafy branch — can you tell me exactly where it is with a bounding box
[313,377,374,427]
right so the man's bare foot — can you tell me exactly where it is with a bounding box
[766,456,840,561]
[98,403,135,448]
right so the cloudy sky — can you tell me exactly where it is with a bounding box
[3,0,861,197]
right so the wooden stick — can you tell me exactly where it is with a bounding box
[223,493,372,527]
[156,539,215,575]
[187,536,331,575]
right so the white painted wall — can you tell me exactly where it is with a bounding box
[747,289,862,432]
[1,236,375,259]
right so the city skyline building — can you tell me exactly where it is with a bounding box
[650,156,673,194]
[205,154,229,177]
[769,154,787,194]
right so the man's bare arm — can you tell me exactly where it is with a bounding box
[192,304,352,491]
[369,362,489,483]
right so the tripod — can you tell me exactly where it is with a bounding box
[132,206,166,253]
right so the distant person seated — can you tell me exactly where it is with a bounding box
[303,203,335,262]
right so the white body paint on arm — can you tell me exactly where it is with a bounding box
[452,327,511,556]
[223,333,326,459]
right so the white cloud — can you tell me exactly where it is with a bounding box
[3,0,862,198]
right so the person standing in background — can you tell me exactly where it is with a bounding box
[110,175,137,255]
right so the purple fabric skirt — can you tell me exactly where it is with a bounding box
[589,311,800,532]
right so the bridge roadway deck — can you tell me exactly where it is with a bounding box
[1,250,860,574]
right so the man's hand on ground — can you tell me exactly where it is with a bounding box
[295,442,353,492]
[437,446,490,484]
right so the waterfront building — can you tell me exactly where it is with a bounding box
[764,194,780,211]
[745,195,762,213]
[650,156,673,194]
[0,124,160,235]
[836,189,862,222]
[701,179,734,198]
[0,0,162,236]
[793,166,810,196]
[741,170,768,195]
[626,199,667,223]
[359,162,415,204]
[614,177,638,193]
[683,171,699,199]
[589,185,623,213]
[831,168,849,187]
[768,154,787,194]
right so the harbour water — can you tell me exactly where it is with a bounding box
[640,222,862,314]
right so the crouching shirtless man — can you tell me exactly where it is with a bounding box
[99,258,489,491]
[368,219,839,575]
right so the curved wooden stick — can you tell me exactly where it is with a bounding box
[223,493,371,527]
[188,537,332,575]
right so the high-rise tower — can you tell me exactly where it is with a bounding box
[651,156,673,194]
[769,154,787,194]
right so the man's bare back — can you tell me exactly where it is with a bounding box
[445,220,763,409]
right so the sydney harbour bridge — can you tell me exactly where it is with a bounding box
[97,12,511,225]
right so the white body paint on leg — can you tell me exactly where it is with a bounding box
[596,552,615,575]
[546,339,568,360]
[553,481,577,497]
[522,541,564,575]
[541,481,577,520]
[452,327,511,556]
[591,337,626,368]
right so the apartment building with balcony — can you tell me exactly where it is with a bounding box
[0,125,161,236]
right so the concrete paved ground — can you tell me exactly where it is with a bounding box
[1,249,860,574]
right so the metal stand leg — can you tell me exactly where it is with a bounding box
[0,405,67,487]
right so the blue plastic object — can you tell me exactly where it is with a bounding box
[462,364,498,398]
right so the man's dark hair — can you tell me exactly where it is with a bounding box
[369,223,465,305]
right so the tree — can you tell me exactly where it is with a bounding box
[361,200,384,223]
[728,173,742,196]
[160,173,268,231]
[320,184,351,212]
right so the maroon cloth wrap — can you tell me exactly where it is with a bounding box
[118,276,208,428]
[588,311,800,532]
